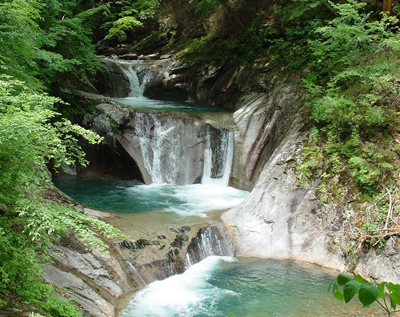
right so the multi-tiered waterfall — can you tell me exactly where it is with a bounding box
[50,57,378,317]
[111,59,236,187]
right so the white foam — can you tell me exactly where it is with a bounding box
[120,256,237,317]
[127,183,248,217]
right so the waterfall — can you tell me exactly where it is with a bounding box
[139,67,154,93]
[118,62,144,97]
[220,130,234,186]
[202,127,234,187]
[185,226,234,267]
[133,115,235,186]
[202,131,213,182]
[135,113,181,184]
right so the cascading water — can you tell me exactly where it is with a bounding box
[134,120,235,186]
[202,127,234,187]
[185,226,234,267]
[118,61,144,97]
[135,113,181,184]
[55,58,384,317]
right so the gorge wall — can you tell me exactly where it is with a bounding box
[51,52,400,317]
[87,55,400,283]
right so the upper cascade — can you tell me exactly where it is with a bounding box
[96,57,236,187]
[118,61,143,98]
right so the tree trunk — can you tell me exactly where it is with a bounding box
[382,0,392,14]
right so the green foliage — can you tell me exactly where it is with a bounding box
[295,0,400,194]
[0,76,121,313]
[295,127,322,189]
[179,28,263,65]
[331,273,400,316]
[268,0,328,69]
[105,16,143,41]
[308,0,397,76]
[189,0,221,21]
[0,0,103,89]
[103,0,160,41]
[0,0,43,88]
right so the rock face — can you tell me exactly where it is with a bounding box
[93,58,131,98]
[43,205,232,317]
[44,234,138,317]
[222,121,346,271]
[82,92,235,185]
[79,54,400,296]
[229,66,305,190]
[43,265,116,317]
[115,111,209,185]
[356,239,400,283]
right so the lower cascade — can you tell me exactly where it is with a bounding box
[185,226,234,267]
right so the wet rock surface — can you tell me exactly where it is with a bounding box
[41,219,225,317]
[43,265,115,317]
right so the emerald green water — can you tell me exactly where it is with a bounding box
[52,175,248,218]
[120,256,381,317]
[53,175,382,317]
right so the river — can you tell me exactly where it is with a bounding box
[54,59,383,316]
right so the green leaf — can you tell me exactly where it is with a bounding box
[328,280,338,293]
[337,273,354,286]
[334,291,344,301]
[391,295,397,310]
[344,280,361,303]
[359,283,379,307]
[377,289,386,299]
[390,291,400,310]
[354,275,366,284]
[377,282,387,292]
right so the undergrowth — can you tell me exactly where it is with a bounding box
[281,0,400,256]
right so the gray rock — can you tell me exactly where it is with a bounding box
[43,265,115,317]
[92,113,111,133]
[51,245,123,298]
[83,208,111,219]
[120,53,138,60]
[222,120,345,271]
[170,227,183,233]
[94,58,130,97]
[356,239,400,283]
[96,103,130,125]
[146,53,160,60]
